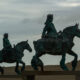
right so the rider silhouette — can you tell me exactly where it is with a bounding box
[3,33,12,55]
[41,14,67,51]
[42,14,58,38]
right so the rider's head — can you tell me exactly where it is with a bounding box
[47,14,53,22]
[4,33,8,38]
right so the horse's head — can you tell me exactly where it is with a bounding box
[63,23,80,39]
[73,23,80,38]
[16,40,32,52]
[24,40,32,52]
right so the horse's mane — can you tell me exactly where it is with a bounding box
[63,25,76,34]
[63,26,73,32]
[16,41,26,47]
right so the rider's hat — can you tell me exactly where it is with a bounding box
[47,14,53,19]
[4,33,8,38]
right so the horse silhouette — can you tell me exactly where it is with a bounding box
[31,23,80,71]
[0,40,32,74]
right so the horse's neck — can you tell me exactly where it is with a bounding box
[63,32,74,41]
[15,44,24,53]
[63,26,76,41]
[67,35,74,41]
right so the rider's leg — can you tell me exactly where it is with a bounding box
[68,50,78,71]
[60,53,69,70]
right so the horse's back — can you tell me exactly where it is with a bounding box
[0,48,20,63]
[33,38,62,52]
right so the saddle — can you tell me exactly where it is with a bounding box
[2,48,13,60]
[41,34,69,52]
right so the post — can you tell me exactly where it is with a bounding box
[22,75,35,80]
[26,75,35,80]
[22,71,80,80]
[76,75,80,80]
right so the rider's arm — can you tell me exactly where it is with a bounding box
[3,39,8,48]
[51,23,57,34]
[7,39,12,46]
[42,26,47,38]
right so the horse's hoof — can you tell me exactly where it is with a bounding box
[40,67,44,71]
[15,70,21,75]
[17,72,21,75]
[21,68,25,72]
[72,67,76,71]
[72,60,77,71]
[34,67,38,71]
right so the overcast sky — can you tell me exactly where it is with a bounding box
[0,0,80,66]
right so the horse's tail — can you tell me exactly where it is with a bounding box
[33,41,36,44]
[0,51,3,61]
[33,41,37,50]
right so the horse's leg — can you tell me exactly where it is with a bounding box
[68,50,78,71]
[60,53,69,70]
[19,60,25,72]
[0,60,4,74]
[38,58,44,71]
[0,66,4,74]
[0,52,4,74]
[15,62,21,74]
[31,54,39,70]
[31,52,44,71]
[37,53,44,71]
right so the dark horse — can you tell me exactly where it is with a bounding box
[31,23,80,71]
[0,40,32,74]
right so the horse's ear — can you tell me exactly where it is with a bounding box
[77,23,79,26]
[75,23,79,27]
[26,40,28,42]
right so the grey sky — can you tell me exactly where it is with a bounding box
[0,0,80,66]
[0,0,80,34]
